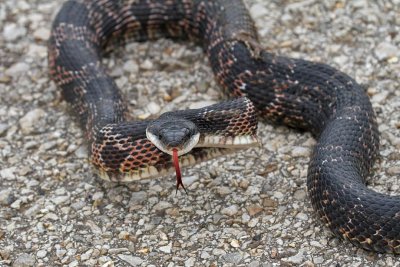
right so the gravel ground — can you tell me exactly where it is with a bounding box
[1,0,400,266]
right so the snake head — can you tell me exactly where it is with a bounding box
[146,117,200,156]
[146,117,200,193]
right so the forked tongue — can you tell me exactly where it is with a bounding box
[172,148,187,194]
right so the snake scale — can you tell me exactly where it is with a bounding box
[48,0,400,253]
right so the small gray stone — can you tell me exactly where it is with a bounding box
[6,62,30,76]
[387,166,400,175]
[140,59,154,70]
[51,195,70,205]
[158,242,172,253]
[11,199,22,209]
[129,191,147,205]
[371,91,389,104]
[291,146,310,157]
[36,250,47,258]
[248,260,260,267]
[19,108,45,134]
[74,145,88,158]
[0,189,13,205]
[24,204,41,218]
[273,191,284,199]
[295,212,309,221]
[0,167,16,180]
[123,60,139,73]
[33,28,50,41]
[221,204,239,216]
[92,191,104,200]
[293,189,306,200]
[152,201,173,212]
[182,174,199,186]
[184,257,196,267]
[222,252,243,264]
[56,249,67,258]
[147,101,161,114]
[0,123,9,136]
[249,4,268,19]
[118,254,144,266]
[71,200,86,210]
[3,23,27,41]
[13,253,35,267]
[282,250,304,264]
[200,251,210,259]
[374,42,399,61]
[216,186,232,196]
[314,256,324,264]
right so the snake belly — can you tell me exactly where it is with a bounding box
[48,0,400,253]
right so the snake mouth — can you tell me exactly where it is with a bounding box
[146,131,201,156]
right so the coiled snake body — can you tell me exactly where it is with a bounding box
[48,0,400,253]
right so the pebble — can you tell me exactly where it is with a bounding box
[19,108,45,134]
[314,256,324,264]
[212,248,226,256]
[249,4,268,19]
[74,145,88,158]
[222,252,243,264]
[387,166,400,175]
[282,250,305,264]
[3,23,26,41]
[123,60,139,73]
[273,191,284,199]
[293,189,306,200]
[374,42,399,61]
[221,204,239,216]
[291,146,310,157]
[0,188,13,205]
[0,167,16,180]
[118,254,143,266]
[371,91,389,104]
[5,62,30,76]
[33,28,50,41]
[248,261,260,267]
[158,243,172,253]
[184,257,196,267]
[12,253,35,267]
[152,201,173,212]
[56,249,67,258]
[216,186,232,196]
[140,59,154,70]
[51,195,70,205]
[147,101,161,114]
[295,212,309,221]
[230,239,240,248]
[246,204,263,216]
[36,250,47,258]
[200,251,210,259]
[129,191,147,205]
[182,174,199,186]
[0,123,9,136]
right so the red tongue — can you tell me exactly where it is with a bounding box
[172,149,187,194]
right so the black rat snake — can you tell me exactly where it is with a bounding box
[48,0,400,253]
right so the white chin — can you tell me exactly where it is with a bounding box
[146,131,200,156]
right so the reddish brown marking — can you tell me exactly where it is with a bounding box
[173,148,187,194]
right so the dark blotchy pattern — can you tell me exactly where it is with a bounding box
[48,0,400,253]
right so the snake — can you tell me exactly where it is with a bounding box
[48,0,400,254]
